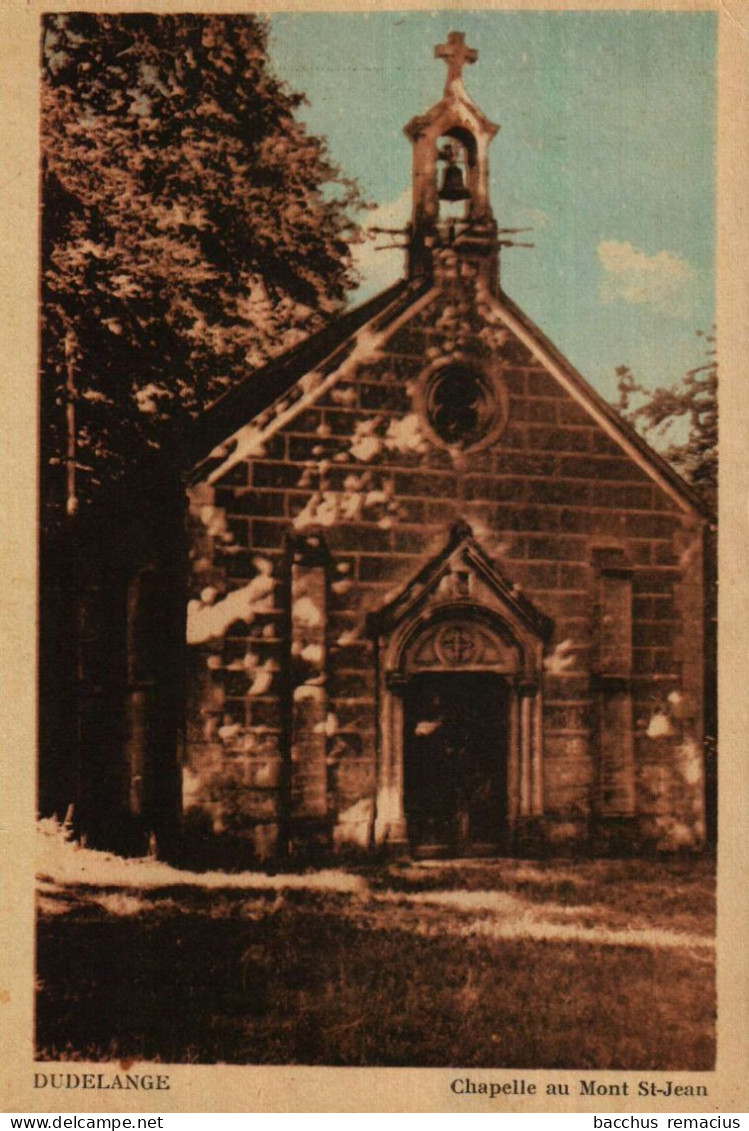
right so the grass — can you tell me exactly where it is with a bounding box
[36,854,715,1069]
[367,856,717,937]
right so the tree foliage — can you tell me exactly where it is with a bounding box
[614,329,717,515]
[42,13,366,525]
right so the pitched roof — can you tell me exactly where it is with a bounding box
[185,279,422,470]
[492,288,708,518]
[185,272,707,520]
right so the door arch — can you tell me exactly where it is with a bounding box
[374,605,543,851]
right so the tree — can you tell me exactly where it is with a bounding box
[614,329,717,516]
[41,13,366,528]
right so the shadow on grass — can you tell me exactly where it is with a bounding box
[36,901,715,1069]
[367,855,716,931]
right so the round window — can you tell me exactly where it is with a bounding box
[420,360,507,451]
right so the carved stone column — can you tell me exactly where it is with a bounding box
[532,690,544,816]
[375,670,409,844]
[506,679,520,827]
[518,680,539,819]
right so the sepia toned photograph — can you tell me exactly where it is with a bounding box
[34,9,718,1075]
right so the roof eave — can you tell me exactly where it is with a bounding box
[496,288,710,521]
[183,278,420,471]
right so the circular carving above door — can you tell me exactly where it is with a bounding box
[405,611,521,675]
[435,623,480,665]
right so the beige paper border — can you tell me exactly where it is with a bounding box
[1,0,746,1113]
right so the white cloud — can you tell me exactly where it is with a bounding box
[597,240,696,318]
[351,188,411,301]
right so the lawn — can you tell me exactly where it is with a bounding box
[35,831,715,1069]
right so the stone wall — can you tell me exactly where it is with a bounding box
[183,273,705,857]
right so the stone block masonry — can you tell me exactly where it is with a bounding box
[181,276,706,859]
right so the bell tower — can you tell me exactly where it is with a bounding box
[404,32,500,290]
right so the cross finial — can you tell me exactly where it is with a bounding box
[435,32,478,95]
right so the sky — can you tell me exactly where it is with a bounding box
[268,11,716,402]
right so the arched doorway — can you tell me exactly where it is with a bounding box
[367,523,552,854]
[394,612,521,855]
[403,669,510,854]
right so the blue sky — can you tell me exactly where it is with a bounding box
[268,11,716,402]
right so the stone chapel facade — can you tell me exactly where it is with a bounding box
[177,33,708,859]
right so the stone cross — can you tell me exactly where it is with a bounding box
[435,32,478,94]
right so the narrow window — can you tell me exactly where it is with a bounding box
[593,555,635,818]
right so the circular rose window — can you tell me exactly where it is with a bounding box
[419,359,508,452]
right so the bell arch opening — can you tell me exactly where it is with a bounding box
[436,128,478,226]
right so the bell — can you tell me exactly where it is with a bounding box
[438,161,471,202]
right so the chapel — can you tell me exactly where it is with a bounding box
[40,33,711,860]
[176,33,709,859]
